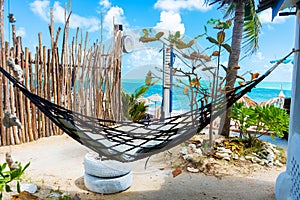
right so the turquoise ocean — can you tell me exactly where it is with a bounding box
[122,79,292,112]
[122,79,291,148]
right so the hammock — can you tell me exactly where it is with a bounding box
[0,50,295,162]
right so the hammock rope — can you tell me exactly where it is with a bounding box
[0,49,296,162]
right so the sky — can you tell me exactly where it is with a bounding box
[4,0,297,83]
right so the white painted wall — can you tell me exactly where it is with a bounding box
[275,8,300,200]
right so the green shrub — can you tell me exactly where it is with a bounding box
[230,102,289,146]
[0,161,30,199]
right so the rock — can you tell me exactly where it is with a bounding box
[214,136,225,146]
[216,147,232,154]
[215,152,230,159]
[232,153,239,160]
[259,159,268,166]
[274,160,283,167]
[245,155,253,161]
[188,143,197,151]
[183,154,193,161]
[251,157,262,163]
[224,156,231,161]
[47,192,61,198]
[2,110,23,129]
[251,152,258,157]
[266,150,275,163]
[194,148,203,156]
[6,57,23,82]
[20,183,38,194]
[187,166,200,173]
[180,147,188,155]
[11,191,39,200]
[239,157,246,162]
[190,135,204,145]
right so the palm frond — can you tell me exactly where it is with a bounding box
[242,0,261,54]
[223,3,236,19]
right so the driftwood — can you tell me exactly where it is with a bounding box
[0,9,123,146]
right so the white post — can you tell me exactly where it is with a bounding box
[161,46,171,119]
[275,8,300,200]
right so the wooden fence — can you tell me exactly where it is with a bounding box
[0,12,123,146]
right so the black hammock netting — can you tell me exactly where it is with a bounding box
[0,49,296,162]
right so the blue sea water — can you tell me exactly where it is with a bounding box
[122,79,292,111]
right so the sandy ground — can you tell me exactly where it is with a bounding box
[0,134,285,200]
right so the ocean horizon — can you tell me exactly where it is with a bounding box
[122,79,292,112]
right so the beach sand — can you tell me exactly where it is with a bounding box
[0,134,285,200]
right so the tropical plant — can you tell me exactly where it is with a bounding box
[123,71,159,122]
[0,161,30,199]
[205,0,262,137]
[231,102,289,147]
[128,85,149,122]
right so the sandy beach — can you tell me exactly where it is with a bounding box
[0,134,285,200]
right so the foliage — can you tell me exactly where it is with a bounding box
[128,85,149,122]
[231,102,289,146]
[122,71,159,122]
[0,161,30,199]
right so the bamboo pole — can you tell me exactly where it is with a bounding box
[4,42,10,145]
[37,33,44,137]
[30,52,38,140]
[0,46,5,145]
[24,48,34,141]
[34,46,41,138]
[17,52,26,143]
[42,45,47,137]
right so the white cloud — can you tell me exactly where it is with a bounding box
[30,0,100,32]
[103,6,127,33]
[99,0,111,9]
[259,8,291,24]
[16,27,26,37]
[122,48,162,77]
[154,11,185,35]
[52,2,65,23]
[154,0,211,12]
[29,0,50,21]
[256,52,264,60]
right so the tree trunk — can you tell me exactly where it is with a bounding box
[219,1,245,137]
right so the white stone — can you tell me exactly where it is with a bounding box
[224,156,231,161]
[187,166,199,173]
[245,155,253,160]
[274,160,283,167]
[180,147,188,155]
[188,143,197,150]
[232,153,239,160]
[239,157,246,162]
[183,154,193,161]
[252,157,262,163]
[260,159,268,166]
[20,183,38,194]
[194,148,203,156]
[216,147,232,154]
[215,152,230,159]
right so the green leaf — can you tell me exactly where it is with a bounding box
[175,31,181,38]
[221,43,232,53]
[204,25,207,33]
[206,37,219,45]
[0,163,7,171]
[22,162,30,173]
[5,185,12,192]
[17,181,21,193]
[207,18,218,25]
[10,169,20,180]
[217,31,225,44]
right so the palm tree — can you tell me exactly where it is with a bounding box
[206,0,261,137]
